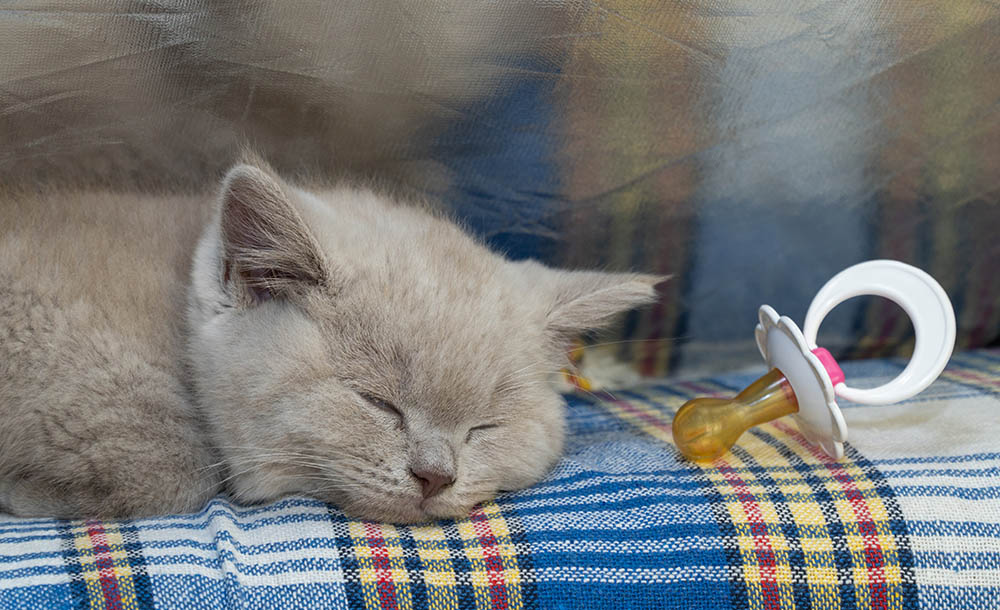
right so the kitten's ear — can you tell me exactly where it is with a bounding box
[218,164,328,305]
[516,260,668,337]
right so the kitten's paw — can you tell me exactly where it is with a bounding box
[0,470,217,519]
[2,369,222,519]
[0,476,74,517]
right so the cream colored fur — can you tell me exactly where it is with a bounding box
[0,164,662,521]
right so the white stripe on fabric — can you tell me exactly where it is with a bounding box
[143,563,347,586]
[897,496,1000,523]
[914,567,1000,587]
[911,535,1000,555]
[532,565,731,584]
[0,573,71,589]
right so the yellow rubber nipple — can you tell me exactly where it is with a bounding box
[671,368,799,461]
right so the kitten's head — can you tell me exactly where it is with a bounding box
[187,163,663,523]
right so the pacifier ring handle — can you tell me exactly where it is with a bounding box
[802,260,956,406]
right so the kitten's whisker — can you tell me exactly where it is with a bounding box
[505,359,554,379]
[575,336,688,351]
[195,459,229,473]
[212,445,324,459]
[208,462,268,489]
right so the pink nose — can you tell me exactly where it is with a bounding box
[411,467,455,499]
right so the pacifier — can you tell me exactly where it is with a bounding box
[672,260,956,461]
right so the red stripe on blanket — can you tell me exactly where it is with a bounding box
[85,522,125,610]
[676,381,726,397]
[713,461,782,610]
[608,398,672,433]
[363,522,400,610]
[470,509,509,610]
[947,368,1000,388]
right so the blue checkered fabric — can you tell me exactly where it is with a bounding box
[1,350,997,609]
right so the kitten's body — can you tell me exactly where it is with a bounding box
[0,166,661,521]
[0,191,219,516]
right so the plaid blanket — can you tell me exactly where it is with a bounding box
[1,350,997,609]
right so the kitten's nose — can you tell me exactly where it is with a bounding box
[411,467,455,499]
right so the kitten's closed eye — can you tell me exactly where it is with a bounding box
[359,392,403,422]
[465,424,500,443]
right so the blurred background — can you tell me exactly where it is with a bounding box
[2,0,998,377]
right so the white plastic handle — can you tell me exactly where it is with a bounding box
[802,260,955,405]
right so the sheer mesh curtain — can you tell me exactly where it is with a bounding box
[2,0,997,375]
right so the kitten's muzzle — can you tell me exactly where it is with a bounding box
[410,466,455,500]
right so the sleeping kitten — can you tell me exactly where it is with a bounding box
[0,162,662,522]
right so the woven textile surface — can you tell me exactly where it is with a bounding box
[1,350,997,609]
